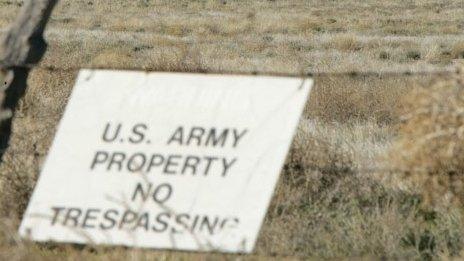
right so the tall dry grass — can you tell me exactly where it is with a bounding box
[257,123,464,259]
[306,75,430,125]
[387,67,464,208]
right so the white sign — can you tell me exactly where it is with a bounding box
[19,70,312,253]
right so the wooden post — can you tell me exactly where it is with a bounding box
[0,0,58,161]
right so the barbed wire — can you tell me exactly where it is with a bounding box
[35,26,464,44]
[2,63,457,78]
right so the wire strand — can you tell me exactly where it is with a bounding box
[3,63,457,78]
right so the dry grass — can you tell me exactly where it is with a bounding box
[1,0,462,75]
[451,41,464,59]
[330,34,362,52]
[1,0,464,260]
[306,75,434,125]
[387,68,464,208]
[257,122,464,259]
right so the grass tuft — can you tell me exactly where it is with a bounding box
[387,67,464,208]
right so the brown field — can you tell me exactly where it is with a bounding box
[1,0,464,260]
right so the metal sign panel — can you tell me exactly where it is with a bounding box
[19,70,312,253]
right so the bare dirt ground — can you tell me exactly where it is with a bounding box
[1,0,464,260]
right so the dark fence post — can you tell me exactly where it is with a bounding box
[0,0,58,161]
